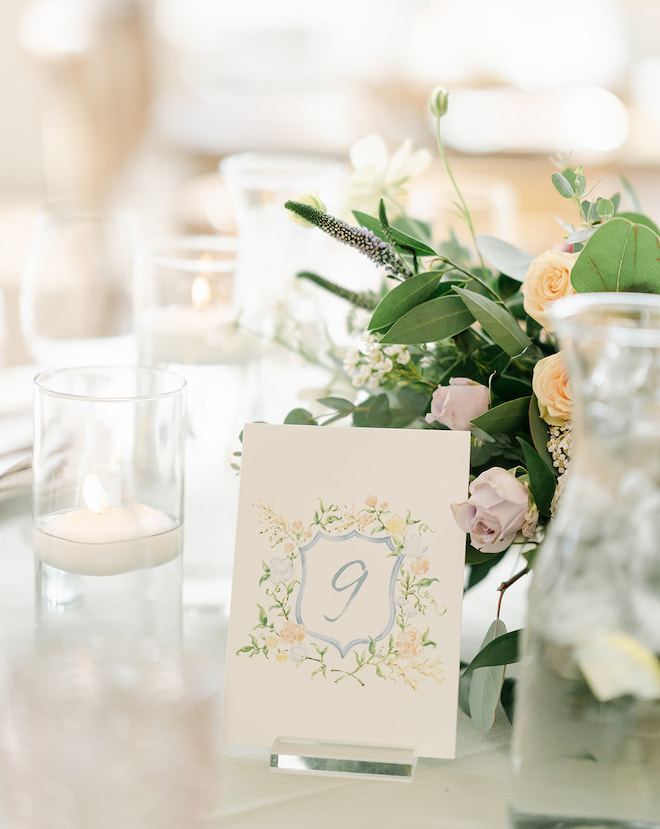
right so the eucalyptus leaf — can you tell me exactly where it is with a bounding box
[518,437,556,517]
[468,619,508,730]
[453,287,533,358]
[380,294,474,344]
[476,235,533,282]
[471,396,531,437]
[284,408,317,425]
[617,212,660,235]
[551,172,574,199]
[317,397,355,412]
[369,271,444,331]
[463,629,521,674]
[571,217,660,294]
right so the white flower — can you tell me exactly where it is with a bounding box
[288,643,309,663]
[268,557,294,584]
[343,135,432,217]
[401,534,428,558]
[395,596,418,618]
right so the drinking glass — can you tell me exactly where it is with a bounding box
[20,201,139,368]
[33,366,186,648]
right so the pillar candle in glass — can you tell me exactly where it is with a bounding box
[134,236,259,614]
[32,366,186,646]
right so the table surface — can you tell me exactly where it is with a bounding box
[0,370,519,829]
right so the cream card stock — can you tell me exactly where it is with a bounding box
[222,423,470,758]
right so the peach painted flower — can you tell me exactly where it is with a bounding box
[279,620,306,644]
[385,514,406,535]
[533,352,571,426]
[284,541,294,554]
[409,556,430,576]
[292,520,303,531]
[396,628,424,659]
[451,467,537,553]
[365,494,378,507]
[522,249,578,330]
[425,378,490,431]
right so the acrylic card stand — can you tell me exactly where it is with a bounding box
[270,737,417,781]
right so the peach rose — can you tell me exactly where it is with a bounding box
[522,249,578,330]
[279,620,306,644]
[533,352,571,426]
[365,495,378,507]
[451,467,537,553]
[409,556,430,576]
[425,377,490,431]
[396,628,424,659]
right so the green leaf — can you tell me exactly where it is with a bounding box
[528,396,554,471]
[490,374,532,403]
[571,217,660,294]
[380,294,474,344]
[369,271,444,331]
[465,546,504,565]
[351,209,383,236]
[476,235,533,282]
[551,172,574,199]
[616,211,660,236]
[596,198,614,220]
[453,287,533,358]
[518,438,556,517]
[354,394,392,428]
[463,629,521,674]
[468,620,508,731]
[317,397,355,413]
[352,210,437,256]
[471,396,531,437]
[466,550,506,589]
[284,408,317,425]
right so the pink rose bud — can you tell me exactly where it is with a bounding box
[425,378,490,431]
[451,467,537,553]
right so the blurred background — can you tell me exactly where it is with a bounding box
[2,0,660,366]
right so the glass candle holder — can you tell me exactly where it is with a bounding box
[32,366,186,647]
[134,236,259,615]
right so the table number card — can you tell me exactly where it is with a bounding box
[222,423,470,759]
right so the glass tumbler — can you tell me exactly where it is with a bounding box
[134,236,259,614]
[32,366,186,647]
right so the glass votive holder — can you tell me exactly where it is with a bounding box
[134,237,259,615]
[32,366,186,647]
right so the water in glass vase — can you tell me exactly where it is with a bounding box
[510,637,660,829]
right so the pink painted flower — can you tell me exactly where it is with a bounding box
[425,378,490,431]
[451,467,537,553]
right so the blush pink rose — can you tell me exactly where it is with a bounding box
[451,467,537,553]
[425,378,490,431]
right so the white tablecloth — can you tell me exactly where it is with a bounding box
[0,489,515,829]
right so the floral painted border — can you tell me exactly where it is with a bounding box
[237,496,446,691]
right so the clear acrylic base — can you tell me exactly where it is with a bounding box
[270,737,416,780]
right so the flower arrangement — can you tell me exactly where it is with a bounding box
[279,87,660,727]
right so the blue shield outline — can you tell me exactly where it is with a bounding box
[295,530,403,658]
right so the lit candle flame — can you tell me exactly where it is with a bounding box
[82,474,109,514]
[191,275,211,308]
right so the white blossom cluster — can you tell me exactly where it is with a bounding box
[343,334,411,390]
[547,423,573,516]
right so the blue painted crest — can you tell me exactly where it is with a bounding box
[295,530,403,658]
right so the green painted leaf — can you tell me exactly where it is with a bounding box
[453,287,533,358]
[284,408,317,425]
[468,620,508,731]
[518,437,556,518]
[571,217,660,294]
[380,294,474,344]
[476,235,533,282]
[471,396,531,437]
[369,271,444,331]
[463,629,521,674]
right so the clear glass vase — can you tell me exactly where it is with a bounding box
[510,293,660,829]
